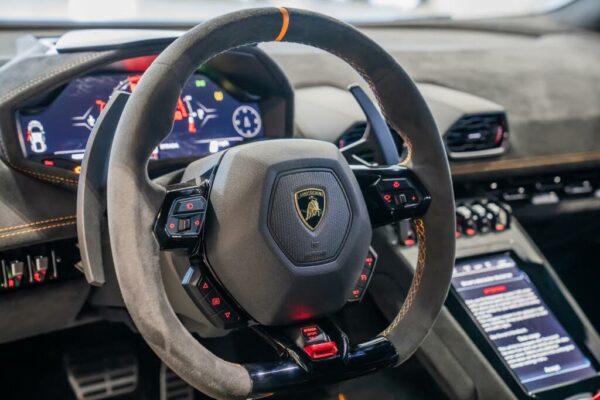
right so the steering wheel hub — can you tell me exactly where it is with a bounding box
[203,139,371,325]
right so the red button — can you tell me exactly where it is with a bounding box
[303,341,339,360]
[392,180,401,189]
[216,308,240,325]
[302,326,320,340]
[206,291,225,313]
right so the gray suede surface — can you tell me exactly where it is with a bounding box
[107,7,454,398]
[263,29,600,162]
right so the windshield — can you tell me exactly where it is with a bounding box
[0,0,576,25]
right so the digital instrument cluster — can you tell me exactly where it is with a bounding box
[17,73,263,170]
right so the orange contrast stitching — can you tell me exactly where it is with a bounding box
[380,218,426,336]
[0,220,77,240]
[0,215,76,233]
[275,7,290,41]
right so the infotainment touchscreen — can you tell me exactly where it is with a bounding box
[452,253,597,393]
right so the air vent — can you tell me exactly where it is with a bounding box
[444,113,509,160]
[337,122,405,164]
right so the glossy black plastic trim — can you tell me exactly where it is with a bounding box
[246,334,398,397]
[351,164,431,227]
[153,183,207,250]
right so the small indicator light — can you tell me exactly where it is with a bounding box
[403,238,416,246]
[360,273,368,282]
[224,311,231,319]
[392,180,401,189]
[302,326,320,339]
[195,79,206,88]
[214,91,224,102]
[73,165,82,174]
[186,202,194,210]
[383,194,392,202]
[95,99,106,113]
[211,297,221,306]
[43,159,55,167]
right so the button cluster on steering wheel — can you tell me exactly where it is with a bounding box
[153,185,207,250]
[377,178,421,211]
[182,266,244,329]
[348,247,378,302]
[351,165,431,227]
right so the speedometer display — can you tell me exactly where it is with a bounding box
[17,73,263,166]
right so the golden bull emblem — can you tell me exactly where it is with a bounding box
[294,188,326,231]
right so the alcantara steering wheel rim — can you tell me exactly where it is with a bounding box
[106,7,455,399]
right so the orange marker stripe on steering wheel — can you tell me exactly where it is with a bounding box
[275,7,290,41]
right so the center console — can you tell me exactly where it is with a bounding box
[449,252,600,398]
[372,202,600,400]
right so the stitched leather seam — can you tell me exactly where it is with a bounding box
[0,52,112,185]
[0,215,77,233]
[380,218,426,337]
[0,220,76,240]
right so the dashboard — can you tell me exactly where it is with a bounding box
[17,72,263,171]
[0,23,600,400]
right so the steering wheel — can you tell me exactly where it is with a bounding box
[105,7,455,399]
